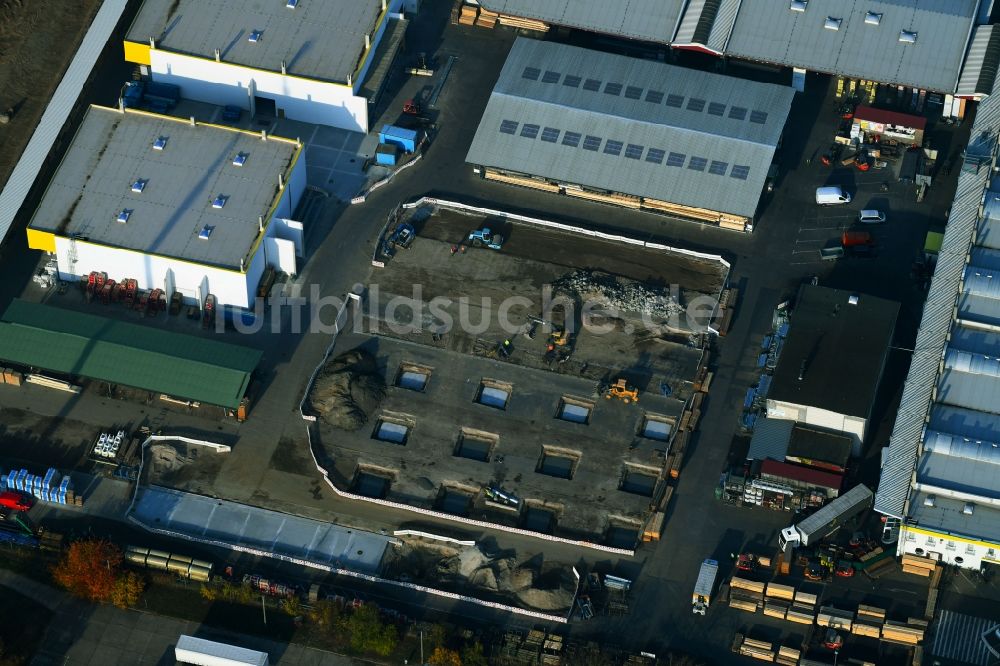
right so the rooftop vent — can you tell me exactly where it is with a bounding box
[865,11,882,25]
[248,30,263,43]
[790,0,807,12]
[899,30,917,43]
[212,195,228,209]
[116,209,132,224]
[131,179,147,193]
[848,294,860,305]
[286,0,298,7]
[924,495,936,507]
[964,502,975,515]
[198,225,213,240]
[824,17,842,30]
[152,136,167,150]
[232,152,247,167]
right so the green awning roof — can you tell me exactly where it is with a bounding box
[925,231,944,255]
[0,300,261,408]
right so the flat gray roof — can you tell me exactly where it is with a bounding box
[909,491,1000,547]
[465,38,794,219]
[724,0,979,93]
[478,0,684,44]
[29,106,299,270]
[132,485,389,572]
[126,0,383,83]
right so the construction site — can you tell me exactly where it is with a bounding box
[305,201,729,547]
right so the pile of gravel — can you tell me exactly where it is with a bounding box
[552,270,683,320]
[307,349,386,430]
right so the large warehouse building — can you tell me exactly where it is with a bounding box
[465,38,794,231]
[123,0,410,132]
[26,106,305,309]
[876,73,1000,570]
[766,285,898,457]
[481,0,990,95]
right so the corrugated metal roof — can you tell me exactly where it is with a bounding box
[958,25,1000,98]
[478,0,685,44]
[724,0,979,93]
[0,0,129,251]
[0,300,260,408]
[977,193,1000,248]
[876,65,1000,520]
[126,0,383,83]
[747,417,794,461]
[759,459,842,490]
[931,610,997,666]
[465,38,794,219]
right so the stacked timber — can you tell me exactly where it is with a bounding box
[496,13,550,31]
[786,590,817,625]
[881,620,925,645]
[719,213,749,232]
[763,598,790,619]
[738,637,775,662]
[765,582,795,601]
[564,187,642,208]
[853,604,885,638]
[729,577,764,612]
[459,3,478,25]
[693,367,714,393]
[776,646,801,666]
[484,169,561,192]
[901,554,936,577]
[476,7,499,27]
[641,511,665,542]
[817,606,854,631]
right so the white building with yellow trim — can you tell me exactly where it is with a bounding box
[26,105,305,309]
[123,0,410,133]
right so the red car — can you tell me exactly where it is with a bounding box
[0,491,34,512]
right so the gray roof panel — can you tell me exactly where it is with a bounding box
[466,38,794,219]
[958,25,1000,97]
[126,0,383,82]
[930,610,997,666]
[908,492,1000,547]
[726,0,979,92]
[29,106,299,270]
[747,417,794,462]
[478,0,685,44]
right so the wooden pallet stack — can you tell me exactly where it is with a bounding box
[881,619,925,645]
[817,606,854,632]
[458,3,478,26]
[688,392,704,431]
[785,590,816,624]
[496,13,550,31]
[641,510,666,542]
[775,646,801,666]
[901,553,937,578]
[693,366,714,394]
[737,637,775,662]
[715,287,739,336]
[763,582,795,619]
[853,605,886,638]
[728,577,764,612]
[541,634,563,665]
[475,6,499,27]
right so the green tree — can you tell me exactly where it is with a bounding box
[110,571,145,608]
[308,599,339,628]
[461,642,488,666]
[343,603,397,656]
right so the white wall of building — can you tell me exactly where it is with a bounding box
[148,51,370,132]
[899,526,1000,571]
[766,399,866,456]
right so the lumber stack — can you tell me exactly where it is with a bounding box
[729,577,764,613]
[458,3,478,26]
[763,598,790,619]
[785,589,817,624]
[817,606,854,631]
[564,187,642,208]
[484,169,561,192]
[763,583,795,617]
[765,582,795,601]
[496,13,550,31]
[738,637,775,662]
[475,7,498,27]
[901,554,936,577]
[881,620,925,645]
[641,511,665,542]
[853,615,883,638]
[776,646,801,666]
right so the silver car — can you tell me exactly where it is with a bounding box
[858,209,887,224]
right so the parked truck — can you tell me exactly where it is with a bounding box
[692,559,719,615]
[119,80,181,112]
[779,484,873,552]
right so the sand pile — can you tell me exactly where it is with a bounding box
[307,349,386,430]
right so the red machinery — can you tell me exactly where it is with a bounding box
[736,553,759,572]
[402,98,422,115]
[100,279,115,304]
[148,288,165,314]
[123,279,138,309]
[135,291,149,312]
[201,294,216,329]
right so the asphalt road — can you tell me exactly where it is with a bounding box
[0,0,982,662]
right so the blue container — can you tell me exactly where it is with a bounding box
[375,143,399,166]
[378,125,418,153]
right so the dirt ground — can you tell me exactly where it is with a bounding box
[0,0,102,189]
[0,407,98,469]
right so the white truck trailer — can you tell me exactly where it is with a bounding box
[175,635,269,666]
[692,559,719,615]
[778,484,873,552]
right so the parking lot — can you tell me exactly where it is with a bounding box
[0,0,986,660]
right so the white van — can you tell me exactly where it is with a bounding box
[816,186,852,205]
